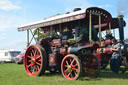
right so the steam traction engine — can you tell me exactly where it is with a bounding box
[18,7,128,80]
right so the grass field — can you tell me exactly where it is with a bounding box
[0,63,128,85]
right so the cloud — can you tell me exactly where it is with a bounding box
[0,0,23,31]
[64,0,92,12]
[117,0,128,16]
[0,15,17,31]
[1,39,27,50]
[97,4,112,8]
[10,40,26,46]
[0,36,7,40]
[63,0,112,12]
[0,14,30,32]
[0,0,20,11]
[104,4,112,8]
[0,32,7,40]
[0,33,7,36]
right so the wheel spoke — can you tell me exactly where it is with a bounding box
[64,65,68,67]
[38,59,41,62]
[32,67,35,73]
[70,72,73,77]
[92,58,95,61]
[36,65,40,71]
[27,64,32,68]
[34,49,37,56]
[66,60,69,65]
[28,60,32,63]
[36,61,41,66]
[30,66,32,73]
[32,49,35,56]
[28,56,31,59]
[72,68,78,72]
[36,56,41,60]
[93,64,98,68]
[74,70,77,76]
[34,65,38,72]
[31,53,33,57]
[72,64,78,67]
[64,68,69,72]
[70,58,72,64]
[71,59,75,65]
[27,64,32,73]
[68,70,72,77]
[88,64,93,68]
[88,57,93,63]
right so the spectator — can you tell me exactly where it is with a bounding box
[110,38,121,73]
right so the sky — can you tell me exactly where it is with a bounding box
[0,0,128,50]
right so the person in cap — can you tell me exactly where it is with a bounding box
[110,38,121,73]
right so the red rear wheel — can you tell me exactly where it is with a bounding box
[61,54,81,80]
[24,45,47,76]
[82,55,100,77]
[120,56,128,73]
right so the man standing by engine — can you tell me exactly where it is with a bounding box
[110,38,121,73]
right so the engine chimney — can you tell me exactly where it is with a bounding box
[118,15,124,43]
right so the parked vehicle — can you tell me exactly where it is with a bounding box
[0,49,21,63]
[18,7,128,80]
[15,51,24,64]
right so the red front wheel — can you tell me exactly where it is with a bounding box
[24,45,47,76]
[61,54,82,80]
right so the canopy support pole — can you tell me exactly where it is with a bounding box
[50,26,53,36]
[109,22,111,33]
[99,14,101,41]
[89,11,92,41]
[59,24,61,33]
[37,28,39,41]
[27,29,30,47]
[113,29,115,37]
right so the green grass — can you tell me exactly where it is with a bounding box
[0,63,128,85]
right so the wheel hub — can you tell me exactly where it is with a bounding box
[67,65,71,72]
[88,68,95,75]
[31,57,36,65]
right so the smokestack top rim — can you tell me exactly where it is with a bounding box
[118,15,124,18]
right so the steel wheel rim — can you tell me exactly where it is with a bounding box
[24,45,42,76]
[120,56,128,73]
[82,55,100,77]
[61,55,80,80]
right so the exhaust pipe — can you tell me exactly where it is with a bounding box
[118,15,124,43]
